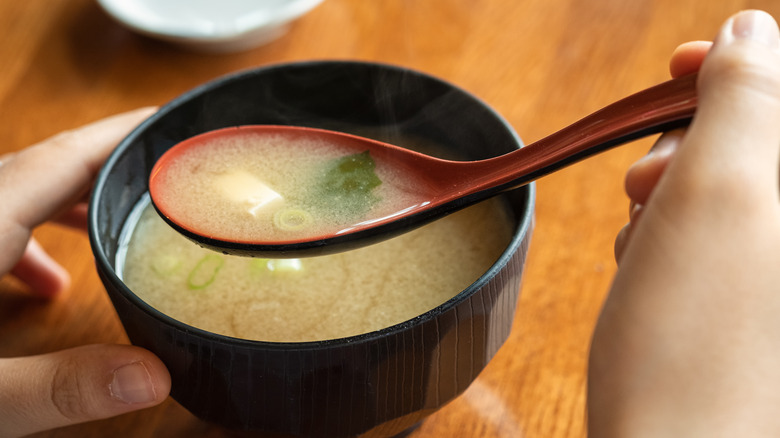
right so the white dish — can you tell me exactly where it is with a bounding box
[97,0,324,53]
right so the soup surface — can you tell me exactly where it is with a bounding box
[150,128,429,244]
[120,196,514,342]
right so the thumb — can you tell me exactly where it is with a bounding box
[663,10,780,209]
[0,344,170,437]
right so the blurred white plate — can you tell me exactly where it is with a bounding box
[97,0,324,53]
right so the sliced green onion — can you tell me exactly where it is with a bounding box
[187,254,224,290]
[273,208,313,231]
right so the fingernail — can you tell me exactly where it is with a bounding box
[730,10,780,48]
[110,362,157,404]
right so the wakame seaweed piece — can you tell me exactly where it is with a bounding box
[316,151,382,216]
[322,151,382,194]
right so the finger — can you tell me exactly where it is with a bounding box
[624,130,683,205]
[8,204,89,298]
[0,107,156,274]
[669,10,780,201]
[625,41,711,202]
[0,344,170,437]
[615,40,709,259]
[616,42,711,257]
[0,107,156,232]
[670,41,712,78]
[9,238,70,298]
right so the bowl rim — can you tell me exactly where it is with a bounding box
[89,60,536,351]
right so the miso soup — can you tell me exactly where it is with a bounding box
[119,196,514,342]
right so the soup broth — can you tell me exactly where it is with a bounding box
[120,196,514,342]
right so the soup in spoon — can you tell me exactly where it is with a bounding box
[149,126,429,248]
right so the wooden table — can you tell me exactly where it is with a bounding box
[1,1,775,436]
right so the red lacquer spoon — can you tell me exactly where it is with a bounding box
[149,74,697,257]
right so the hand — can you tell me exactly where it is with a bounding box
[0,108,171,437]
[590,9,780,436]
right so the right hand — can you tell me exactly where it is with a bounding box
[589,9,780,436]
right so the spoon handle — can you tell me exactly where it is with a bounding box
[458,73,698,194]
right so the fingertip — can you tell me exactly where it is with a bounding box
[718,9,780,50]
[670,41,712,78]
[678,9,780,194]
[127,347,172,403]
[109,350,171,406]
[10,238,70,298]
[624,131,682,205]
[98,345,172,412]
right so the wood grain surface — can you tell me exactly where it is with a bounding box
[1,1,777,437]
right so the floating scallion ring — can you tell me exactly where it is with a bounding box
[273,208,313,231]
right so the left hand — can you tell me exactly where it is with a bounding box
[0,108,172,437]
[0,108,154,297]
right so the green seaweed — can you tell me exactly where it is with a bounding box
[317,151,382,216]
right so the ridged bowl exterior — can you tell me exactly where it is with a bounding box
[89,61,534,437]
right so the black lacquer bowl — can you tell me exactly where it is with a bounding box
[88,61,535,437]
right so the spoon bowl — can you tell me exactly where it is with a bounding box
[149,73,697,257]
